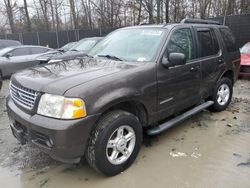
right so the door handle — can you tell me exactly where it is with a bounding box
[190,65,200,72]
[218,59,224,63]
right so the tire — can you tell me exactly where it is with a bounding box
[210,77,233,112]
[86,110,142,176]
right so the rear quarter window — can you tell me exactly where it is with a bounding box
[30,47,49,54]
[219,28,237,52]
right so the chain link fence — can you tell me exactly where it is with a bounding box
[0,28,116,49]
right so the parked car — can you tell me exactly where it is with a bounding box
[36,37,102,64]
[7,19,240,176]
[48,37,102,63]
[0,39,21,50]
[239,42,250,77]
[0,45,52,78]
[60,42,77,51]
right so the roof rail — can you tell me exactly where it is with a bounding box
[181,18,221,25]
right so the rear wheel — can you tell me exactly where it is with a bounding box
[86,110,142,176]
[210,77,233,112]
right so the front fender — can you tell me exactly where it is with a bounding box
[91,87,140,114]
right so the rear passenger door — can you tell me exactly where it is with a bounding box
[194,27,224,99]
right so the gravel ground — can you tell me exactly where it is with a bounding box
[0,78,250,188]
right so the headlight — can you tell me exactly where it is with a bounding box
[48,59,62,63]
[37,94,87,119]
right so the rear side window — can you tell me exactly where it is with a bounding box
[211,30,220,54]
[197,29,219,57]
[30,47,49,54]
[11,48,30,56]
[219,28,237,52]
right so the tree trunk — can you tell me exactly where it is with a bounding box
[39,0,50,31]
[88,0,93,29]
[165,0,169,23]
[4,0,15,33]
[137,0,142,24]
[69,0,78,29]
[23,0,31,31]
[54,0,60,30]
[146,0,154,23]
[157,0,161,24]
[49,0,55,30]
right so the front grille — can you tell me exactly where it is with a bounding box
[10,82,38,110]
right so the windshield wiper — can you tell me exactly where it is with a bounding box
[98,54,123,61]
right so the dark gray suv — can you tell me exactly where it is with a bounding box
[6,19,240,176]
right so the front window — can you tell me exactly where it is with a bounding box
[166,28,194,60]
[89,28,166,62]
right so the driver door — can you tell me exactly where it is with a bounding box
[5,47,31,75]
[157,27,201,120]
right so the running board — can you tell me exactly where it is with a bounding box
[147,101,214,135]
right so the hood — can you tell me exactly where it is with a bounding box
[50,51,87,61]
[241,53,250,65]
[12,57,139,95]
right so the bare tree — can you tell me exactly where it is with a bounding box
[23,0,31,31]
[39,0,50,30]
[4,0,16,33]
[0,0,250,34]
[69,0,78,29]
[165,0,169,22]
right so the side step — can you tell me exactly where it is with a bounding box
[147,101,214,135]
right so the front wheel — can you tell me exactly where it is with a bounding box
[86,110,142,176]
[210,77,233,112]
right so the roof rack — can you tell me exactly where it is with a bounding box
[180,18,221,25]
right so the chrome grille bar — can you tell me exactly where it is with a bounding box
[10,82,38,110]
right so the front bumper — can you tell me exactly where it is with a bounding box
[7,96,100,164]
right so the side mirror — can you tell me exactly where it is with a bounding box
[162,52,186,68]
[5,53,12,58]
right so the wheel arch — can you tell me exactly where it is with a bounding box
[220,69,234,85]
[97,99,149,127]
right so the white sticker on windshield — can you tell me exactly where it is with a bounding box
[137,57,146,62]
[142,30,163,36]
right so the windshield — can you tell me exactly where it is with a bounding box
[241,43,250,53]
[71,39,98,51]
[0,47,13,57]
[89,28,166,62]
[61,42,76,51]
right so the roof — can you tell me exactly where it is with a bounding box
[0,39,20,42]
[7,45,51,49]
[79,37,103,41]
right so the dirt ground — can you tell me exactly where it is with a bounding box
[0,79,250,188]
